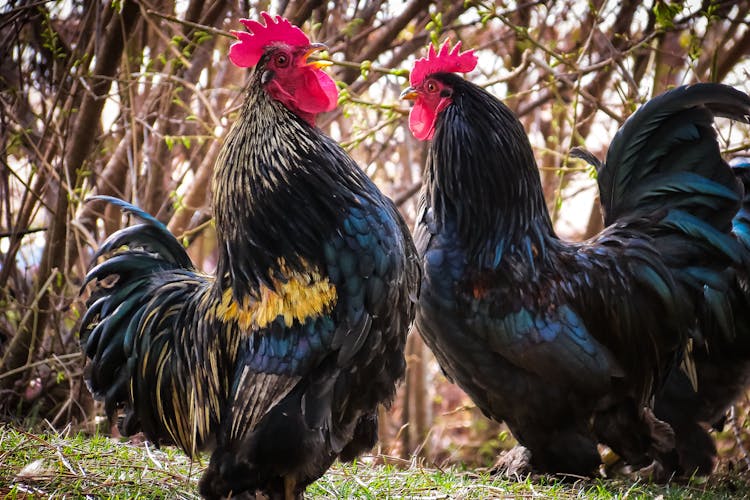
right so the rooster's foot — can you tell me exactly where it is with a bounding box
[492,445,532,478]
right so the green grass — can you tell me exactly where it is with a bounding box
[1,424,748,499]
[0,425,201,498]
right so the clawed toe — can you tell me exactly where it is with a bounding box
[606,458,672,483]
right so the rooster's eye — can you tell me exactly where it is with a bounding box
[426,81,438,93]
[274,53,290,67]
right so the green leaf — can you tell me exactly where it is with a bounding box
[653,0,683,29]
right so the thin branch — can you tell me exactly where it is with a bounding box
[0,227,48,239]
[145,9,232,39]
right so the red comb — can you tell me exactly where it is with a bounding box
[410,40,478,86]
[229,12,310,68]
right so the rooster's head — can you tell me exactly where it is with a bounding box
[230,12,338,126]
[401,40,477,140]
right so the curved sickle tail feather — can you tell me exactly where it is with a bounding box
[80,197,216,453]
[598,84,750,268]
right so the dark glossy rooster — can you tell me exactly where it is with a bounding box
[81,13,419,499]
[401,41,750,477]
[652,159,750,475]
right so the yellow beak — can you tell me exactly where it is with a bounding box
[400,86,418,100]
[305,43,332,69]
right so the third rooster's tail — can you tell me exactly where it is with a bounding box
[591,84,749,299]
[731,161,750,254]
[572,84,750,348]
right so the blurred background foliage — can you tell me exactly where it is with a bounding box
[1,0,749,468]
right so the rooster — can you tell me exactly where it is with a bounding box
[401,41,750,477]
[652,159,750,475]
[81,13,419,499]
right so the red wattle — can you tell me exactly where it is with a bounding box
[409,101,437,141]
[297,69,339,114]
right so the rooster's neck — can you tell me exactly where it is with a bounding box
[211,80,364,299]
[425,76,555,268]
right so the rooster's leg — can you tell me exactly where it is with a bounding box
[504,426,601,477]
[594,400,675,482]
[284,476,296,500]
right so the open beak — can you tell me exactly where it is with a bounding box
[400,86,418,100]
[305,43,332,69]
